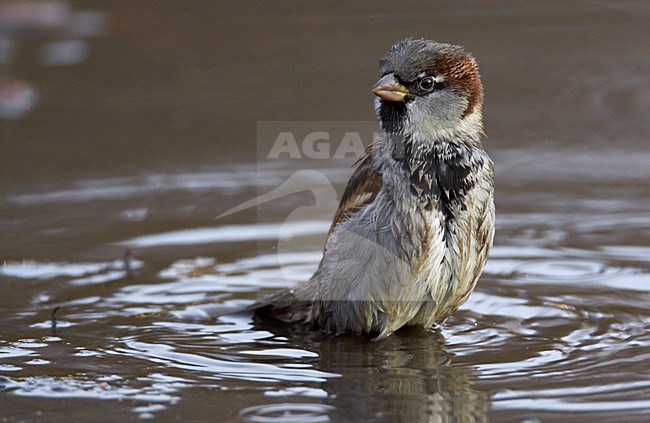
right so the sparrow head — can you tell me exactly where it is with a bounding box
[372,38,484,138]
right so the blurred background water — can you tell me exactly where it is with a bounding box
[1,1,650,421]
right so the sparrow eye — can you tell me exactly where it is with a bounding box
[418,76,435,92]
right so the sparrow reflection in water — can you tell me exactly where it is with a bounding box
[254,38,495,339]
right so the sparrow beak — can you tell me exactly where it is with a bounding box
[372,73,410,102]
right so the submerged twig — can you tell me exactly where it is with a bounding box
[51,305,60,336]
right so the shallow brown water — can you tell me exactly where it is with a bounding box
[1,1,650,422]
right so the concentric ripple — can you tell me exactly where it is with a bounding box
[2,151,650,421]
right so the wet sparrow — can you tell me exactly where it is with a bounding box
[255,38,495,339]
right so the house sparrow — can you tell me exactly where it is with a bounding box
[255,38,495,339]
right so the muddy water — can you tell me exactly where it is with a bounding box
[1,1,650,421]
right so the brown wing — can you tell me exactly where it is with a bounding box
[251,143,383,322]
[328,142,382,237]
